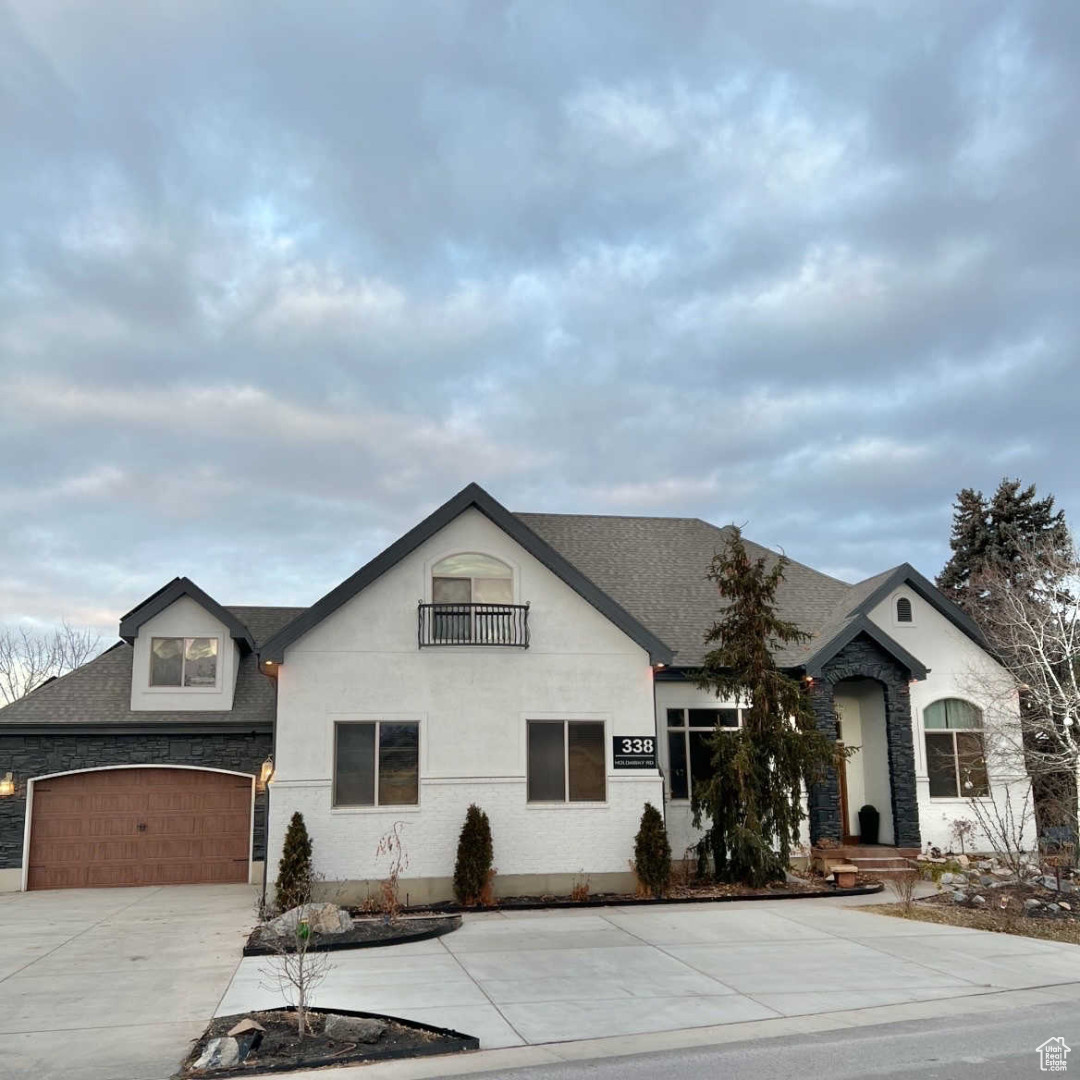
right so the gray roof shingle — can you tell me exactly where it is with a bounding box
[515,513,877,667]
[0,606,305,728]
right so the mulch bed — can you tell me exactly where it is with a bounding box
[420,878,882,913]
[243,915,461,957]
[178,1008,478,1077]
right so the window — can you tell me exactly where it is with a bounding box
[333,721,420,807]
[431,553,514,642]
[896,596,913,623]
[924,699,989,798]
[666,707,740,800]
[150,637,219,687]
[527,720,605,802]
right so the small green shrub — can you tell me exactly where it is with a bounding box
[453,804,494,905]
[634,802,672,898]
[275,810,314,913]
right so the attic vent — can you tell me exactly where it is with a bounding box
[896,597,913,623]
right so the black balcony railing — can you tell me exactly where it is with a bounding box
[418,602,530,648]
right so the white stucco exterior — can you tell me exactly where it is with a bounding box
[866,586,1029,852]
[129,595,240,712]
[268,507,662,897]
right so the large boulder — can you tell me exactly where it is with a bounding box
[268,902,352,937]
[194,1037,240,1070]
[324,1014,387,1043]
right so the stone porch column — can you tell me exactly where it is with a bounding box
[807,679,843,845]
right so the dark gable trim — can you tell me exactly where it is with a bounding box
[804,615,929,680]
[259,482,674,665]
[847,563,990,654]
[119,577,256,652]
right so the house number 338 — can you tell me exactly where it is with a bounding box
[619,737,654,755]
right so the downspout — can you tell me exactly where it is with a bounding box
[257,656,279,915]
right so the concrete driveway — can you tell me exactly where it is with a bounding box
[221,896,1080,1051]
[0,884,255,1080]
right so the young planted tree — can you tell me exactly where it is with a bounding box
[633,802,671,897]
[275,811,314,913]
[692,528,841,886]
[453,804,493,905]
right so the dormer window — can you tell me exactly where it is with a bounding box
[150,637,219,687]
[432,553,513,604]
[896,597,913,623]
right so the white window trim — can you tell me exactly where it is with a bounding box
[665,707,742,803]
[331,718,422,811]
[526,717,608,807]
[922,699,989,801]
[423,548,521,605]
[146,635,223,693]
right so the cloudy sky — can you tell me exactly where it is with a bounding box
[2,1,1078,637]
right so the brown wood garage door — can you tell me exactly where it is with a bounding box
[27,767,253,890]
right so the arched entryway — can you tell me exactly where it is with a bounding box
[25,766,254,890]
[808,635,922,850]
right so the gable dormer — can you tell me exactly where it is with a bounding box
[120,577,253,712]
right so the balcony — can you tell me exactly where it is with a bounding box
[418,602,530,648]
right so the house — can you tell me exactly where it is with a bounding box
[0,482,1026,896]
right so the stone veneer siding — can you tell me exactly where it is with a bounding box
[807,634,922,849]
[0,730,272,871]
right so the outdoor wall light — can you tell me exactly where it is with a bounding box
[259,756,275,787]
[0,772,14,797]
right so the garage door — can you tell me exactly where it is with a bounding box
[27,767,253,890]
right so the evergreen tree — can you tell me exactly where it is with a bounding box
[692,528,839,886]
[275,811,313,913]
[938,478,1068,615]
[633,802,671,898]
[937,488,990,604]
[453,804,493,905]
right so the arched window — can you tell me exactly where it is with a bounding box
[430,553,515,644]
[896,596,913,623]
[924,699,989,798]
[432,553,513,604]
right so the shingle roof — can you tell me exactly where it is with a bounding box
[0,606,305,728]
[515,513,857,667]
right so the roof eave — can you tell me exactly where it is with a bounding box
[118,577,256,652]
[259,482,675,665]
[804,615,930,680]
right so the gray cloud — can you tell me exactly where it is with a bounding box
[1,0,1078,633]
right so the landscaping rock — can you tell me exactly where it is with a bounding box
[324,1014,388,1043]
[979,875,995,887]
[940,872,958,885]
[991,867,1012,879]
[971,894,986,906]
[1046,903,1061,915]
[194,1037,240,1070]
[950,889,968,903]
[1059,901,1071,912]
[956,854,970,867]
[268,903,352,937]
[977,860,993,871]
[1024,898,1042,912]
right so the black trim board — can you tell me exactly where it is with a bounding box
[119,577,255,652]
[259,482,674,664]
[848,563,990,653]
[804,615,929,680]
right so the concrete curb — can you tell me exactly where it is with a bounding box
[254,979,1080,1080]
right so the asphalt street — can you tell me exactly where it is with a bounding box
[458,998,1079,1080]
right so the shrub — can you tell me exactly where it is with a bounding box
[275,811,314,913]
[453,804,494,905]
[634,802,672,898]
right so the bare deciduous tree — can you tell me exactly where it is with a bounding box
[0,622,103,705]
[962,538,1080,836]
[259,914,333,1039]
